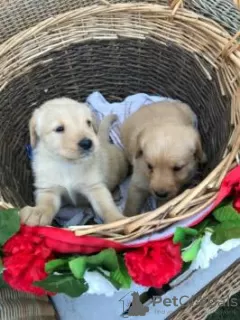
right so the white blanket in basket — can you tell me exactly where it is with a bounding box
[55,92,172,227]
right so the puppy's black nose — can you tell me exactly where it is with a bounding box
[78,138,92,151]
[155,191,169,199]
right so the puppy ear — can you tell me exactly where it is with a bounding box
[135,131,144,159]
[91,111,99,134]
[29,110,39,148]
[195,134,207,164]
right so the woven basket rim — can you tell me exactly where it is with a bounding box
[0,3,240,242]
[169,259,240,319]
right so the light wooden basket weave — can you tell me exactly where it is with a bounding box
[169,260,240,320]
[0,0,239,242]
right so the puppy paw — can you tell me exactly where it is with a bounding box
[104,212,125,223]
[108,114,118,124]
[19,206,54,226]
[123,207,139,217]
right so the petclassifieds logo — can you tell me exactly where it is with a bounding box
[119,291,239,317]
[119,291,149,317]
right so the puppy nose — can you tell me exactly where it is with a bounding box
[154,190,169,199]
[78,138,93,151]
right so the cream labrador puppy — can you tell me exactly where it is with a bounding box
[121,100,206,216]
[20,97,128,225]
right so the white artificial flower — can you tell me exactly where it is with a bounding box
[84,270,119,297]
[190,231,240,270]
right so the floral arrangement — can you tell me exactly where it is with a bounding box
[0,212,183,297]
[0,166,240,298]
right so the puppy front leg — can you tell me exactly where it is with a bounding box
[20,190,61,226]
[84,184,123,223]
[124,184,149,217]
[124,170,149,216]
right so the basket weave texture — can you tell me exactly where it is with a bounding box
[0,0,239,242]
[0,287,56,320]
[0,0,239,43]
[169,260,240,320]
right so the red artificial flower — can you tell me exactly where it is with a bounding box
[125,240,182,287]
[232,182,240,212]
[3,226,54,296]
[213,165,240,213]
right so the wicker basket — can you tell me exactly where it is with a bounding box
[0,0,239,242]
[0,287,56,320]
[169,260,240,320]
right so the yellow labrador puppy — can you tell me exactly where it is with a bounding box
[121,100,206,216]
[20,97,128,225]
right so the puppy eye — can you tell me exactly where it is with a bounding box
[147,163,153,171]
[173,165,184,172]
[87,120,92,127]
[55,125,65,133]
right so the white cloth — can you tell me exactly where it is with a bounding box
[190,232,240,270]
[56,92,172,226]
[87,91,172,149]
[84,270,119,297]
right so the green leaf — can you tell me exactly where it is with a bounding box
[181,238,202,262]
[0,265,9,289]
[96,268,121,290]
[0,274,9,288]
[45,259,69,274]
[35,274,88,297]
[211,220,240,245]
[68,249,119,280]
[183,228,199,236]
[173,227,198,245]
[87,248,119,271]
[195,218,212,232]
[173,228,185,244]
[213,203,240,223]
[69,257,87,279]
[181,262,191,273]
[110,256,131,289]
[0,209,20,246]
[0,258,3,272]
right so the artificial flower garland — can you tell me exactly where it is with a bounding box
[0,221,183,296]
[1,166,240,297]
